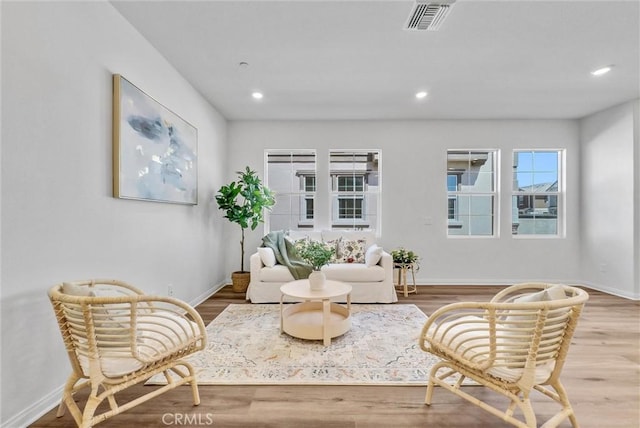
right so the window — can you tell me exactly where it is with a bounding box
[303,176,315,220]
[330,150,380,230]
[447,150,497,236]
[265,150,316,230]
[512,150,562,236]
[265,149,381,233]
[447,174,460,220]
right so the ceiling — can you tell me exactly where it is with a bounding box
[111,0,639,121]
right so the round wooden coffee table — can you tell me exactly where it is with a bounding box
[280,279,352,346]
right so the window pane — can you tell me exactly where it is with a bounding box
[514,151,534,171]
[447,175,458,191]
[514,151,558,189]
[337,176,364,192]
[448,197,457,219]
[338,197,363,219]
[514,204,558,235]
[533,151,558,172]
[304,176,316,192]
[447,195,494,235]
[531,172,557,188]
[305,197,314,220]
[515,172,534,191]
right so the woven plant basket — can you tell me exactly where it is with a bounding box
[231,271,250,293]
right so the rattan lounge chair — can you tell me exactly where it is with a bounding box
[48,279,207,428]
[419,282,589,428]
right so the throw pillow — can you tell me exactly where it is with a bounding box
[513,284,567,303]
[338,239,366,263]
[322,230,376,249]
[323,238,341,263]
[502,284,570,350]
[257,247,276,267]
[365,244,384,267]
[62,282,95,297]
[287,230,323,242]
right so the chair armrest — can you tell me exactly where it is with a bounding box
[419,301,497,370]
[131,295,207,361]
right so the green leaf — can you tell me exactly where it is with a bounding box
[215,167,277,270]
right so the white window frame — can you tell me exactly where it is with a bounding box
[329,150,381,232]
[299,174,316,223]
[512,149,565,238]
[264,149,317,232]
[447,149,499,238]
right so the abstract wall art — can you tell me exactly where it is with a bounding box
[113,74,198,205]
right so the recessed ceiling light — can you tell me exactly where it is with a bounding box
[252,92,263,100]
[591,65,614,76]
[415,91,428,99]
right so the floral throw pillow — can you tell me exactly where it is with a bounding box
[323,238,341,263]
[338,239,366,263]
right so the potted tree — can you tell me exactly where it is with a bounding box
[216,167,275,292]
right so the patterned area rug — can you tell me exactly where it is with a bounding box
[147,303,444,386]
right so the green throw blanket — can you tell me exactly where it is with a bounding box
[261,231,312,280]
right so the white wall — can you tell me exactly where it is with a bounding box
[579,100,639,299]
[0,1,228,425]
[227,120,582,285]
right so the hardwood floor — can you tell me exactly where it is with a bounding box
[31,285,639,428]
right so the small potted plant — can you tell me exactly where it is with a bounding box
[294,239,335,290]
[390,247,419,268]
[216,167,275,292]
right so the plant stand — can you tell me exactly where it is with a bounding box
[394,263,417,297]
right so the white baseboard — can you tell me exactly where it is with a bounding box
[189,281,227,307]
[414,277,640,300]
[10,281,226,428]
[574,280,640,300]
[3,384,64,428]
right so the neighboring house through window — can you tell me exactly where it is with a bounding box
[330,150,380,230]
[265,150,316,231]
[512,150,563,236]
[265,149,381,233]
[447,150,497,236]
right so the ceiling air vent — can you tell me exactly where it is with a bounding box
[405,0,456,31]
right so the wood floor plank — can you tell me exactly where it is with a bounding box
[30,285,640,427]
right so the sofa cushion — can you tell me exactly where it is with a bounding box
[323,237,342,263]
[287,230,323,243]
[259,265,296,282]
[337,238,366,263]
[257,247,276,267]
[322,263,385,282]
[322,230,376,250]
[365,244,384,266]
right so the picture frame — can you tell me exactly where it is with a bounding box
[113,74,198,205]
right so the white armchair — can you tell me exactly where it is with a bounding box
[48,279,207,428]
[419,282,589,428]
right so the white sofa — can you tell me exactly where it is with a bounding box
[247,230,398,303]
